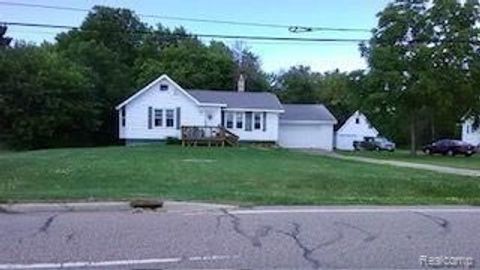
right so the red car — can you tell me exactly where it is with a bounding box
[422,139,476,157]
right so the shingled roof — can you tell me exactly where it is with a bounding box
[187,90,284,111]
[280,104,337,123]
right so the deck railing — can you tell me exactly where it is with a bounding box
[181,126,239,147]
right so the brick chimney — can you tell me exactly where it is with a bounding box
[237,74,245,92]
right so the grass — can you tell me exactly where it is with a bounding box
[338,149,480,170]
[1,145,480,205]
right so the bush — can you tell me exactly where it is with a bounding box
[165,137,181,145]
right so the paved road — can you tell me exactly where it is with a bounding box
[304,150,480,177]
[1,206,479,269]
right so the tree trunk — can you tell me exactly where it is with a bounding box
[410,114,416,156]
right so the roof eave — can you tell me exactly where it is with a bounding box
[223,107,285,113]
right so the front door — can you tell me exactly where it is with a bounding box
[203,108,218,127]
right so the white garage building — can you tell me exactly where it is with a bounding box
[335,111,379,151]
[278,104,337,150]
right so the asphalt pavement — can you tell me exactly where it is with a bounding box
[1,206,479,269]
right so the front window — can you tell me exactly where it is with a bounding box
[236,112,243,129]
[154,109,163,127]
[226,112,234,129]
[254,113,261,130]
[166,109,174,127]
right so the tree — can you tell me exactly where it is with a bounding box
[56,6,148,144]
[361,0,433,155]
[273,65,321,103]
[0,44,99,149]
[317,70,361,124]
[0,25,12,48]
[231,41,271,91]
[135,39,236,90]
[427,0,480,138]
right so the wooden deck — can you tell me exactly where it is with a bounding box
[181,126,239,147]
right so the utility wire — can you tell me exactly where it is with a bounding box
[0,1,371,33]
[1,21,368,43]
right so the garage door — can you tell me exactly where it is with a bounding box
[278,123,334,150]
[335,134,358,151]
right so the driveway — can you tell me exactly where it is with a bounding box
[303,150,480,177]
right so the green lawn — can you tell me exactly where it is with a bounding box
[1,146,480,205]
[338,149,480,170]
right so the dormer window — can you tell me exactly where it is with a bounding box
[159,84,169,91]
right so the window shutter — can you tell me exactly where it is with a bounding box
[221,111,225,127]
[263,112,267,131]
[148,107,152,129]
[176,107,181,130]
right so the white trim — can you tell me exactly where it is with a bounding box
[253,112,262,130]
[199,103,227,107]
[223,108,284,113]
[115,74,202,110]
[280,120,337,125]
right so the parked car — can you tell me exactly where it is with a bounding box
[422,139,476,157]
[353,136,396,152]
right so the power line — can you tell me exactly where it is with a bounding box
[0,1,371,33]
[1,21,368,43]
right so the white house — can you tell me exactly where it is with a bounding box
[335,111,379,151]
[115,74,337,150]
[462,118,480,146]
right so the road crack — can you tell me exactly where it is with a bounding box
[38,214,58,234]
[217,209,272,248]
[412,211,450,233]
[275,222,341,269]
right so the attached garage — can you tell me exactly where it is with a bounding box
[278,104,337,151]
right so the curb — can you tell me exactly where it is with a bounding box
[0,201,237,214]
[0,201,131,214]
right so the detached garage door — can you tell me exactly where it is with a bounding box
[278,123,334,150]
[335,134,358,151]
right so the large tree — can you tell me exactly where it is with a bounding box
[56,6,148,144]
[427,0,480,135]
[362,0,440,155]
[0,44,99,149]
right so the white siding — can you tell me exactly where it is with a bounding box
[122,78,220,140]
[335,111,379,151]
[278,122,334,150]
[224,111,280,141]
[118,77,280,142]
[462,119,480,146]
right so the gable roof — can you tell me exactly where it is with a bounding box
[280,104,337,123]
[187,90,284,111]
[336,110,379,135]
[115,74,203,110]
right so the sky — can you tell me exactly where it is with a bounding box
[0,0,391,73]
